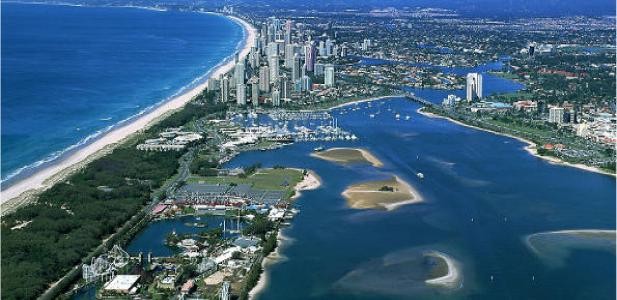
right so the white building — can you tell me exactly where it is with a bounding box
[466,73,483,102]
[442,94,461,107]
[220,75,229,103]
[259,66,270,92]
[103,275,141,294]
[236,83,246,105]
[269,55,279,83]
[324,64,335,87]
[234,61,245,85]
[548,107,565,124]
[272,89,281,107]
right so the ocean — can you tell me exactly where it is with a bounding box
[1,2,244,185]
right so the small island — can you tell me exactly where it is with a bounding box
[311,147,384,168]
[341,175,421,210]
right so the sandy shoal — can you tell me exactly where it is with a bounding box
[311,147,384,168]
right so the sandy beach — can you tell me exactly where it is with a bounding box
[248,231,294,300]
[1,14,257,211]
[342,175,422,211]
[291,169,322,200]
[417,107,616,177]
[424,251,462,289]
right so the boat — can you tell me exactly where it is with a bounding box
[369,114,375,118]
[313,145,325,152]
[395,113,401,120]
[405,115,411,120]
[417,172,424,179]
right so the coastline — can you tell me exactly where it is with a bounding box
[328,95,402,110]
[248,169,319,300]
[416,107,616,177]
[248,231,292,300]
[291,169,322,200]
[1,13,257,211]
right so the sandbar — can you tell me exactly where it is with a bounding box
[424,251,462,289]
[341,175,421,210]
[311,147,384,168]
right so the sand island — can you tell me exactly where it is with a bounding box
[341,175,421,210]
[525,229,616,266]
[334,247,462,297]
[311,147,384,168]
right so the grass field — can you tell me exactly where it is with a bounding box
[187,168,305,199]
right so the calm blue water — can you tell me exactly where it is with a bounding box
[126,215,244,257]
[1,3,243,184]
[218,76,614,299]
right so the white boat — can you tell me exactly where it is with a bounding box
[405,115,411,120]
[417,172,424,179]
[395,113,401,119]
[369,114,375,118]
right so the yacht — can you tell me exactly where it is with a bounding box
[417,172,424,179]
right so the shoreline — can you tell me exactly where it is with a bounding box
[248,231,292,300]
[310,147,384,168]
[341,175,422,211]
[424,251,462,289]
[328,95,402,110]
[1,13,257,211]
[249,170,319,299]
[291,169,322,200]
[416,107,615,177]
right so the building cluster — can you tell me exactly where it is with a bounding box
[211,17,344,107]
[136,128,203,151]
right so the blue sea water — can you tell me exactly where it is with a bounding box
[225,99,615,300]
[1,2,244,184]
[215,69,614,299]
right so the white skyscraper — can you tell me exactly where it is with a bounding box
[234,61,245,85]
[292,54,301,82]
[220,75,229,103]
[251,80,259,106]
[466,73,483,102]
[324,64,335,87]
[281,74,292,100]
[272,89,281,107]
[362,38,371,51]
[236,83,246,105]
[259,66,270,92]
[285,43,296,68]
[270,55,279,83]
[267,42,278,58]
[548,107,565,124]
[304,42,315,72]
